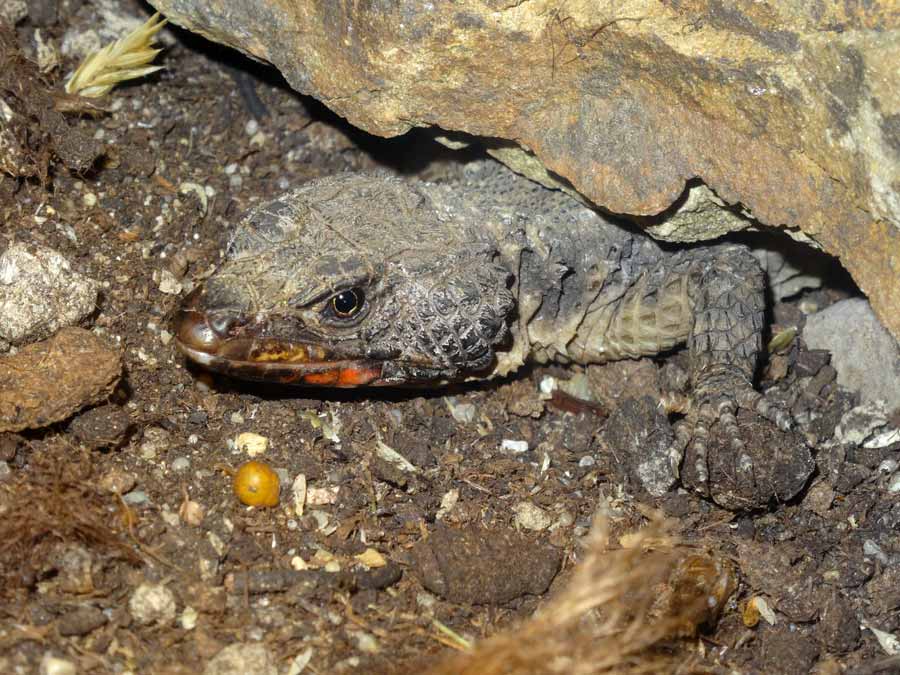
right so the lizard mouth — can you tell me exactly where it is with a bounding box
[173,289,385,387]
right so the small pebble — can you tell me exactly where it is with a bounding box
[355,548,387,568]
[158,269,183,295]
[180,606,198,630]
[204,643,277,675]
[245,119,259,135]
[501,439,529,454]
[171,456,190,472]
[352,631,379,654]
[39,654,76,675]
[864,540,890,565]
[179,498,205,526]
[140,427,171,460]
[306,485,339,505]
[99,467,137,494]
[513,501,553,531]
[69,403,131,449]
[539,375,557,398]
[555,510,575,528]
[122,490,149,505]
[436,488,459,520]
[889,474,900,493]
[235,431,268,456]
[445,397,476,424]
[57,605,107,637]
[129,582,176,626]
[0,244,99,347]
[878,459,899,474]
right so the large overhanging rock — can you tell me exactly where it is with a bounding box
[149,0,900,339]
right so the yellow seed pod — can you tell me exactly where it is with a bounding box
[233,461,280,508]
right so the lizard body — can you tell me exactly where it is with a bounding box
[175,160,786,484]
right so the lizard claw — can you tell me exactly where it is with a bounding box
[667,381,814,510]
[736,388,792,431]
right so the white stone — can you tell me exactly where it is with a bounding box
[501,439,528,454]
[129,582,176,626]
[0,243,99,347]
[204,644,278,675]
[804,299,900,409]
[513,501,553,531]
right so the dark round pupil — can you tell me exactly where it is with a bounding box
[332,289,362,316]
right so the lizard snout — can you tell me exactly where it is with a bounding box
[173,286,247,358]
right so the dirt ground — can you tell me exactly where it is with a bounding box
[2,3,899,674]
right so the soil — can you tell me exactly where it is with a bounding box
[2,3,899,674]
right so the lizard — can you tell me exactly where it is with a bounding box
[174,159,791,489]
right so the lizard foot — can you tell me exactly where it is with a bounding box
[668,387,814,510]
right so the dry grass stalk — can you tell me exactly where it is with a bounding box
[65,13,167,98]
[413,517,713,675]
[0,446,141,597]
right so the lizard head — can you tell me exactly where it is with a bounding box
[174,173,514,386]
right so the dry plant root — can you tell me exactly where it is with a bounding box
[397,516,736,675]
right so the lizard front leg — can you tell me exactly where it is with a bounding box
[595,243,790,492]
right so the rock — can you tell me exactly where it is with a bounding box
[139,426,173,460]
[45,544,95,595]
[737,540,823,623]
[0,243,99,348]
[512,501,554,531]
[129,582,177,626]
[411,524,561,605]
[601,396,677,497]
[57,605,107,637]
[0,328,122,433]
[204,643,278,675]
[819,592,860,654]
[0,0,27,25]
[355,561,402,591]
[68,404,132,449]
[804,299,900,410]
[98,467,137,495]
[147,0,900,342]
[760,631,820,675]
[39,654,77,675]
[866,566,900,615]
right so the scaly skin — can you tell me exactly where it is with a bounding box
[174,160,789,487]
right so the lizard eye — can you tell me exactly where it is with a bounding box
[329,288,365,318]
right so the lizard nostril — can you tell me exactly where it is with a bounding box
[173,286,246,354]
[175,309,220,352]
[207,313,240,338]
